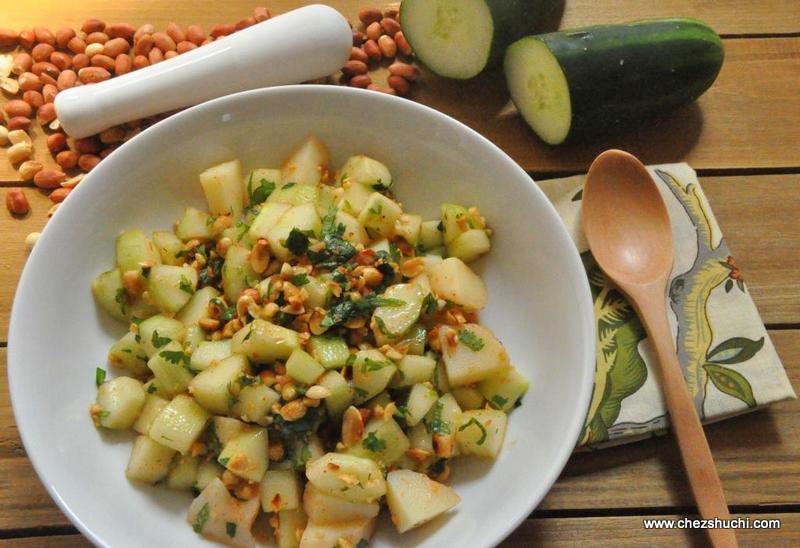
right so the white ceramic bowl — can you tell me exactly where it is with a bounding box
[8,86,594,548]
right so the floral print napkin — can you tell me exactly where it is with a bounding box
[537,163,796,448]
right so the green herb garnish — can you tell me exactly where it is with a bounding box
[95,367,106,387]
[362,431,386,453]
[192,503,210,533]
[285,228,310,256]
[179,275,194,294]
[291,273,309,286]
[151,330,171,349]
[490,395,508,409]
[457,329,485,351]
[114,287,127,314]
[226,522,237,538]
[248,173,276,205]
[458,417,487,445]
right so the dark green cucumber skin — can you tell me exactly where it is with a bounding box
[536,18,724,141]
[484,0,560,62]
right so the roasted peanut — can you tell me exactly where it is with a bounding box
[57,69,77,90]
[165,22,186,43]
[132,55,149,69]
[152,32,176,52]
[363,39,381,62]
[8,129,32,146]
[34,169,67,189]
[134,24,155,41]
[18,29,35,50]
[186,25,206,45]
[50,51,72,71]
[5,99,32,118]
[56,150,79,169]
[106,23,136,41]
[349,74,372,88]
[81,18,106,34]
[103,37,130,57]
[71,54,90,70]
[388,75,410,96]
[78,154,101,171]
[18,72,42,91]
[381,17,401,36]
[1,77,20,94]
[148,48,164,64]
[0,28,17,47]
[47,132,67,153]
[32,43,55,63]
[37,102,56,124]
[86,31,109,45]
[67,36,87,54]
[49,187,72,203]
[350,47,368,63]
[90,54,115,71]
[115,53,132,75]
[378,35,397,58]
[342,60,368,76]
[12,53,33,75]
[395,31,412,56]
[78,66,111,83]
[210,23,236,38]
[22,90,43,109]
[366,21,383,41]
[253,7,271,22]
[7,117,32,131]
[25,231,41,250]
[133,34,153,56]
[176,41,197,54]
[84,42,105,57]
[33,27,56,46]
[6,188,30,215]
[18,160,43,181]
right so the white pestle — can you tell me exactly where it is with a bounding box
[55,4,352,138]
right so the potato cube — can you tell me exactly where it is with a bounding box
[199,159,244,218]
[299,518,375,548]
[455,409,508,458]
[126,435,176,484]
[149,394,210,454]
[391,354,436,388]
[167,454,199,490]
[261,469,302,512]
[302,483,379,524]
[429,257,487,311]
[189,354,249,414]
[352,349,397,404]
[439,323,510,386]
[286,349,325,385]
[218,426,269,482]
[386,469,460,533]
[281,136,330,186]
[306,453,386,503]
[95,376,146,430]
[405,383,439,426]
[187,477,259,548]
[231,319,300,364]
[190,340,232,372]
[357,192,402,238]
[478,365,530,412]
[133,394,169,435]
[148,264,198,314]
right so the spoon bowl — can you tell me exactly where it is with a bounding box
[583,150,673,285]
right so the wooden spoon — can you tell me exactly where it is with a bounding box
[582,150,737,548]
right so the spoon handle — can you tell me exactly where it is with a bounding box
[632,286,737,548]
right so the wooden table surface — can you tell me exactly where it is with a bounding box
[2,1,799,546]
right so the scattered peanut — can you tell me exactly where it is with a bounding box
[33,169,67,189]
[7,141,33,164]
[18,160,43,181]
[24,231,40,250]
[57,69,79,90]
[6,188,30,215]
[8,129,32,146]
[49,187,72,203]
[7,117,32,131]
[378,34,397,58]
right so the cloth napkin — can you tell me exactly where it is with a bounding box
[537,163,796,448]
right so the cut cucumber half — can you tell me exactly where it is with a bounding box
[504,38,571,145]
[402,0,558,80]
[401,0,494,80]
[505,19,724,144]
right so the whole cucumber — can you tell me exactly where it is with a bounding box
[504,18,725,144]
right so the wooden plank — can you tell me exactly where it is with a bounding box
[540,330,800,511]
[503,513,800,546]
[701,175,800,326]
[1,174,797,341]
[2,5,800,180]
[4,0,799,37]
[1,332,797,530]
[0,535,88,547]
[0,513,796,547]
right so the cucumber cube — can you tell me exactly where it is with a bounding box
[308,335,350,369]
[149,394,210,454]
[286,349,325,385]
[126,435,176,484]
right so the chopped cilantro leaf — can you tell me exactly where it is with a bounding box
[151,330,171,349]
[357,540,370,548]
[114,287,127,314]
[193,503,210,533]
[422,293,437,315]
[285,228,310,256]
[361,357,391,373]
[282,182,296,189]
[491,395,509,409]
[218,456,230,467]
[248,173,276,205]
[458,417,488,445]
[146,384,157,394]
[291,273,309,286]
[373,316,391,336]
[131,316,143,326]
[95,367,106,387]
[372,178,390,192]
[345,353,357,368]
[354,387,369,399]
[362,431,386,453]
[457,329,485,351]
[238,374,258,387]
[368,203,383,216]
[179,275,194,294]
[424,401,450,434]
[428,457,447,475]
[226,522,237,538]
[307,206,357,270]
[159,349,190,366]
[321,294,404,328]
